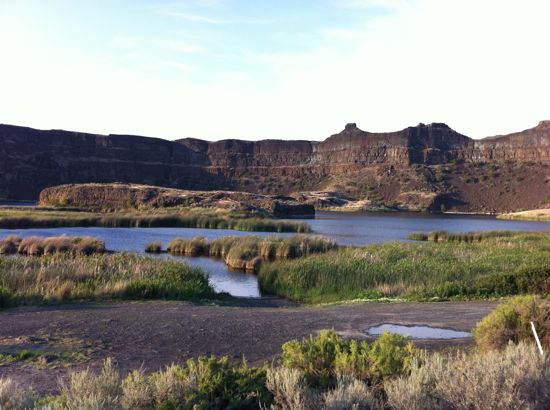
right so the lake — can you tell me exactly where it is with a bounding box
[1,211,549,297]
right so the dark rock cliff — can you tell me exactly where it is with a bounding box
[1,121,549,212]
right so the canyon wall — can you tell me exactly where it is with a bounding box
[1,121,549,212]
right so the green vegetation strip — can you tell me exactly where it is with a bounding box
[0,253,216,307]
[407,230,516,242]
[258,231,550,303]
[4,297,549,409]
[0,209,311,233]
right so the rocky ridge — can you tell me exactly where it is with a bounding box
[1,121,549,213]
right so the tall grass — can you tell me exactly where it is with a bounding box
[0,253,215,306]
[258,231,550,303]
[0,235,105,256]
[166,235,337,272]
[407,230,516,243]
[0,209,311,232]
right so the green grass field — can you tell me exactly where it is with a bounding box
[258,231,550,303]
[0,208,311,232]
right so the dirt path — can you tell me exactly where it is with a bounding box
[0,299,496,394]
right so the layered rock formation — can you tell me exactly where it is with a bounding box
[39,183,315,218]
[1,121,549,212]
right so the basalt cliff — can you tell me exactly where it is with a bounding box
[1,121,549,213]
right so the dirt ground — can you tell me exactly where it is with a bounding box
[0,299,496,395]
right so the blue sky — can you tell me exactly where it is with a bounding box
[1,0,549,140]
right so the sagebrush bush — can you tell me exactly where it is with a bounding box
[323,375,380,410]
[385,342,550,410]
[60,358,122,410]
[473,295,549,351]
[266,367,320,410]
[0,378,36,410]
[281,330,417,389]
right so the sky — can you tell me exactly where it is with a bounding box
[0,0,549,141]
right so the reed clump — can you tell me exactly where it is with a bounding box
[144,241,163,253]
[165,235,337,272]
[0,235,105,256]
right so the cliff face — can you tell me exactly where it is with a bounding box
[1,121,549,212]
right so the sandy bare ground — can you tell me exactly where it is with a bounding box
[0,299,496,394]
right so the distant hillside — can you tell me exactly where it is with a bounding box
[1,121,549,213]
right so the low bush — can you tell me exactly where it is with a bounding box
[473,296,549,352]
[385,342,550,410]
[281,330,417,389]
[3,332,550,409]
[0,377,36,410]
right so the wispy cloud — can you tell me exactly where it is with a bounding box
[160,39,205,53]
[333,0,411,11]
[167,11,224,24]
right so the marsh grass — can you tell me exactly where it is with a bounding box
[0,235,105,256]
[144,241,163,253]
[407,230,515,243]
[0,253,215,306]
[258,231,550,303]
[166,235,337,272]
[0,208,311,233]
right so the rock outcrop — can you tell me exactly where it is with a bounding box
[1,120,549,213]
[38,183,315,218]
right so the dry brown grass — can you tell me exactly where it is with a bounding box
[166,235,337,272]
[0,235,105,256]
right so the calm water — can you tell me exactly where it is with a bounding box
[367,324,471,339]
[1,211,549,297]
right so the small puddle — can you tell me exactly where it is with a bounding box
[367,324,471,339]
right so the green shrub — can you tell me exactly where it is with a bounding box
[282,330,345,389]
[180,356,272,409]
[473,296,549,352]
[0,286,11,308]
[367,331,417,380]
[281,330,417,389]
